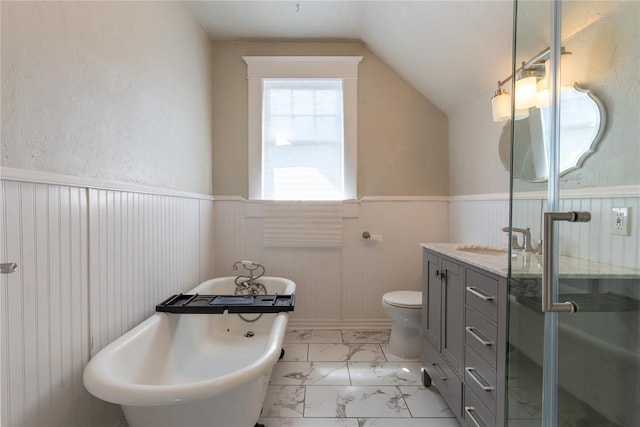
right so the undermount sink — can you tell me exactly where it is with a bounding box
[455,244,508,256]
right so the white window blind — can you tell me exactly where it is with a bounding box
[262,79,344,200]
[263,202,343,247]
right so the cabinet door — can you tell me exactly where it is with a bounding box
[423,250,442,349]
[442,258,464,376]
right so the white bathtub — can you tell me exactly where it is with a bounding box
[83,276,296,427]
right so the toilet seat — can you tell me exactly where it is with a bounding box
[383,291,422,309]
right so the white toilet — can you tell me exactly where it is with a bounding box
[382,291,422,359]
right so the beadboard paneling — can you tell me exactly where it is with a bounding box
[449,194,639,270]
[88,189,201,354]
[559,196,639,269]
[213,200,343,321]
[448,199,511,245]
[341,200,449,320]
[213,199,449,325]
[0,181,90,427]
[1,178,214,427]
[199,199,216,282]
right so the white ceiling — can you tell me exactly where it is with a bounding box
[185,1,513,116]
[184,1,623,116]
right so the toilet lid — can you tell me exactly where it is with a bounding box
[383,291,422,308]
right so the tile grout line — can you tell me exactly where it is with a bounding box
[274,329,456,425]
[398,384,415,418]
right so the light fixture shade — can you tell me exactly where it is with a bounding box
[515,76,537,110]
[536,76,550,108]
[543,52,576,90]
[492,91,511,122]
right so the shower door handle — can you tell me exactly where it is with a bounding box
[542,211,591,313]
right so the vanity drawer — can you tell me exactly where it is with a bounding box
[422,339,462,419]
[465,269,498,322]
[464,347,497,415]
[465,307,497,369]
[464,385,496,427]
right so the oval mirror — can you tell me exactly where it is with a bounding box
[499,85,607,182]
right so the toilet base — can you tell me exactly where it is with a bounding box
[388,324,421,359]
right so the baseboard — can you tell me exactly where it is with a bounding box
[287,319,392,329]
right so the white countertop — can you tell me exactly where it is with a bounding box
[421,243,640,279]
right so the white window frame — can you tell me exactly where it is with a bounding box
[243,56,362,200]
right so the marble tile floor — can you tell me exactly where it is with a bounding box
[258,329,460,427]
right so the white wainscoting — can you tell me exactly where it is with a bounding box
[1,172,637,427]
[448,196,511,245]
[1,181,90,427]
[560,195,639,269]
[212,199,449,328]
[88,189,202,354]
[449,189,640,270]
[0,177,215,427]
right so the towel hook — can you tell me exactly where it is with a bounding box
[0,263,18,274]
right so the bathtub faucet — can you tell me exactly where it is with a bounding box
[232,260,266,294]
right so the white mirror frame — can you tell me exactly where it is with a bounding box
[499,84,607,182]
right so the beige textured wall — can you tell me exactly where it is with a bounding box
[211,41,449,197]
[1,1,214,194]
[514,0,640,192]
[448,1,638,196]
[449,94,510,196]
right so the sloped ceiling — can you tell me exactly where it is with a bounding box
[184,1,624,117]
[185,1,513,116]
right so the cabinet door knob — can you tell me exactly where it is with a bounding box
[440,272,447,280]
[435,270,440,277]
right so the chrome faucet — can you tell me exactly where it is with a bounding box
[501,227,539,253]
[231,260,266,294]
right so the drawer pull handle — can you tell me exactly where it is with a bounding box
[432,363,447,381]
[465,367,495,391]
[466,327,494,347]
[465,406,484,427]
[466,286,495,301]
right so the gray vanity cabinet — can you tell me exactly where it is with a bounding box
[463,267,507,427]
[421,249,465,418]
[422,247,508,427]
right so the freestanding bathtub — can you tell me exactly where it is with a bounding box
[83,276,296,427]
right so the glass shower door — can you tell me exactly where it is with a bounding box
[508,1,640,426]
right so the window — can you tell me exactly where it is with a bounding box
[244,56,362,200]
[263,79,344,200]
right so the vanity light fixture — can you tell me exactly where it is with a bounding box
[545,49,575,88]
[492,83,511,122]
[492,46,575,122]
[515,63,539,110]
[491,81,530,122]
[536,76,550,108]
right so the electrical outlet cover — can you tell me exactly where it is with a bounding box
[612,207,630,236]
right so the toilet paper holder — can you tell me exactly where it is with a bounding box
[361,231,383,242]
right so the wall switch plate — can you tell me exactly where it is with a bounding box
[612,207,630,236]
